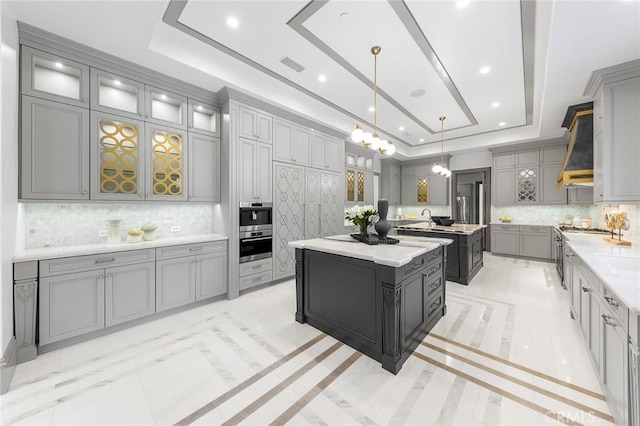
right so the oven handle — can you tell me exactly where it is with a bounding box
[241,236,272,242]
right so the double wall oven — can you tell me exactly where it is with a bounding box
[239,202,272,264]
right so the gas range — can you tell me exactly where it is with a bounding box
[558,226,612,235]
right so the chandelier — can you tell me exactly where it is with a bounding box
[431,116,451,177]
[350,46,396,156]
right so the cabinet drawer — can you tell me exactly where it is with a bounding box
[426,247,442,265]
[426,275,443,300]
[403,254,426,279]
[491,224,518,232]
[156,241,226,260]
[427,293,445,320]
[519,225,551,235]
[40,249,155,277]
[239,270,272,290]
[239,258,272,277]
[425,261,442,280]
[602,287,629,331]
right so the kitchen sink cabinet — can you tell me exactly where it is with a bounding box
[188,133,220,202]
[20,96,90,200]
[586,61,640,203]
[238,105,272,143]
[239,139,272,203]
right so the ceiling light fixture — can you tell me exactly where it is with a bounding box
[114,80,121,86]
[499,121,506,126]
[431,117,451,177]
[54,62,63,69]
[492,101,500,108]
[227,17,239,28]
[480,66,491,74]
[318,74,327,82]
[457,0,470,8]
[351,46,395,156]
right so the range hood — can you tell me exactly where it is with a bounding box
[557,102,594,188]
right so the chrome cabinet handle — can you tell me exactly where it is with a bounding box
[581,286,589,293]
[189,247,202,252]
[602,314,617,327]
[95,258,115,264]
[603,295,619,308]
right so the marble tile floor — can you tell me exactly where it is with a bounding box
[1,254,613,426]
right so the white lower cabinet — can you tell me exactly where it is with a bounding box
[239,258,272,291]
[156,241,227,312]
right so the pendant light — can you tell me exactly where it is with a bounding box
[432,116,451,177]
[351,46,395,156]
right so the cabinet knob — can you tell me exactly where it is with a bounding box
[581,286,589,293]
[82,98,88,103]
[98,274,104,279]
[107,273,112,278]
[602,314,617,327]
[82,191,88,195]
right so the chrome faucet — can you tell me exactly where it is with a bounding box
[421,208,433,226]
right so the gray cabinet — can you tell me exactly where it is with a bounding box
[21,45,89,107]
[20,96,90,200]
[630,342,640,426]
[428,175,449,205]
[492,146,568,206]
[187,100,220,138]
[13,262,38,363]
[492,169,515,206]
[519,226,551,259]
[566,246,579,319]
[39,270,105,345]
[490,224,519,256]
[323,137,344,171]
[568,187,594,204]
[145,85,187,129]
[273,119,310,165]
[273,163,342,280]
[238,105,272,143]
[144,123,188,201]
[587,61,640,203]
[576,265,601,371]
[239,139,272,202]
[188,133,220,202]
[346,168,373,205]
[601,304,629,425]
[381,162,401,205]
[105,262,155,327]
[156,241,227,311]
[90,68,144,120]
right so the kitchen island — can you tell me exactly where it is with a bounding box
[289,234,451,374]
[396,223,486,285]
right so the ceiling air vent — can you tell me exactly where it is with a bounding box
[280,56,305,73]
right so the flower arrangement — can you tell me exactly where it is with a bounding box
[345,205,378,238]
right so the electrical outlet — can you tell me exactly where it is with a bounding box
[170,226,180,232]
[98,230,108,237]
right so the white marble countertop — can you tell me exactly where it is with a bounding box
[289,234,453,267]
[396,222,487,235]
[13,234,228,263]
[562,232,640,314]
[489,221,557,227]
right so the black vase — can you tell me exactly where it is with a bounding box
[375,199,392,239]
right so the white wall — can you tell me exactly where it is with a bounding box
[1,6,20,356]
[450,150,492,171]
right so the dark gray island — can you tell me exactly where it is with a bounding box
[290,234,450,374]
[396,223,486,285]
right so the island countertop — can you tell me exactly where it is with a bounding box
[289,234,453,267]
[395,222,487,235]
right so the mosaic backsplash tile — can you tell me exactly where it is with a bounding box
[24,203,213,249]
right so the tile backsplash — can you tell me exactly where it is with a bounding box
[24,203,213,249]
[491,205,597,226]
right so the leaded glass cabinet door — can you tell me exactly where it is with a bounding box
[273,163,305,280]
[145,124,187,201]
[516,167,538,204]
[90,112,145,200]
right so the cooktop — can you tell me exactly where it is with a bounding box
[559,226,612,235]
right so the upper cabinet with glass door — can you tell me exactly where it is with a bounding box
[90,68,187,129]
[21,46,89,108]
[187,100,220,138]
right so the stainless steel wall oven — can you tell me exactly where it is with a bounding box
[239,203,272,264]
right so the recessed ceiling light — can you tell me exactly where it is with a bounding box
[499,121,506,126]
[318,74,327,82]
[340,12,349,20]
[457,0,470,8]
[310,128,314,132]
[492,102,500,108]
[419,138,425,142]
[480,66,491,74]
[114,80,121,86]
[54,62,63,69]
[398,126,405,131]
[160,94,167,100]
[368,106,375,113]
[227,17,239,28]
[197,105,203,111]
